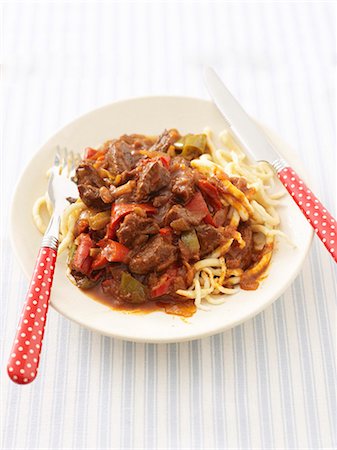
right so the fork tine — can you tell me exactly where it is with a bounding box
[74,153,81,171]
[69,150,75,174]
[54,146,61,167]
[54,146,81,178]
[69,151,81,178]
[61,147,68,175]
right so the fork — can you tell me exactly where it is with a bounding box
[7,148,79,384]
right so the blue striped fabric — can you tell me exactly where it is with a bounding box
[1,2,336,449]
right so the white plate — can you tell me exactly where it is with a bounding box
[10,96,313,343]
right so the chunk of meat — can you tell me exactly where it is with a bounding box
[136,160,170,201]
[119,134,156,150]
[171,265,194,291]
[213,208,228,227]
[78,185,109,210]
[164,205,201,231]
[106,139,142,175]
[101,267,129,302]
[197,179,222,210]
[196,224,225,257]
[150,129,181,153]
[226,223,253,269]
[152,190,172,207]
[128,235,177,274]
[116,213,160,248]
[170,159,196,203]
[69,270,100,289]
[178,239,200,262]
[73,218,89,237]
[77,162,104,187]
[148,265,194,297]
[171,172,195,203]
[101,277,120,298]
[76,163,107,209]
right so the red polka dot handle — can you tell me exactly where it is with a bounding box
[278,167,337,262]
[7,247,57,384]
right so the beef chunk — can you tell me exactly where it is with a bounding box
[76,163,107,209]
[171,176,195,204]
[116,213,160,248]
[170,159,195,204]
[101,267,127,301]
[73,218,89,237]
[170,265,194,291]
[213,208,228,227]
[196,224,225,257]
[128,235,177,274]
[148,264,194,296]
[118,134,155,150]
[178,239,200,262]
[152,190,172,208]
[78,185,107,209]
[226,223,253,269]
[106,139,141,175]
[136,160,170,201]
[150,129,181,153]
[101,277,120,298]
[164,205,201,231]
[77,162,104,187]
[69,270,100,289]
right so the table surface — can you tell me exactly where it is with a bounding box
[1,2,336,449]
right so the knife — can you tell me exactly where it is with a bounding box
[204,67,336,263]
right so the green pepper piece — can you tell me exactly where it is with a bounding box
[173,137,185,150]
[88,210,111,230]
[181,134,207,160]
[68,243,77,262]
[181,229,200,253]
[120,272,148,304]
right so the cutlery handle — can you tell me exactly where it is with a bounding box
[277,166,336,262]
[7,247,57,384]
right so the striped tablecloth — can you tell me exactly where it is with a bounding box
[1,2,336,449]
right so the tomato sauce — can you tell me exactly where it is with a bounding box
[85,284,196,317]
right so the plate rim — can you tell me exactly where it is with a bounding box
[9,95,314,343]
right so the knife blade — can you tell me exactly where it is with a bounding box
[203,66,337,263]
[203,66,287,169]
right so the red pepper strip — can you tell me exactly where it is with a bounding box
[91,252,108,271]
[150,268,177,298]
[159,227,172,236]
[84,147,98,159]
[106,203,157,239]
[185,191,216,227]
[197,179,222,210]
[159,154,171,168]
[203,214,217,227]
[186,191,209,217]
[98,239,130,263]
[72,233,93,275]
[84,147,107,162]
